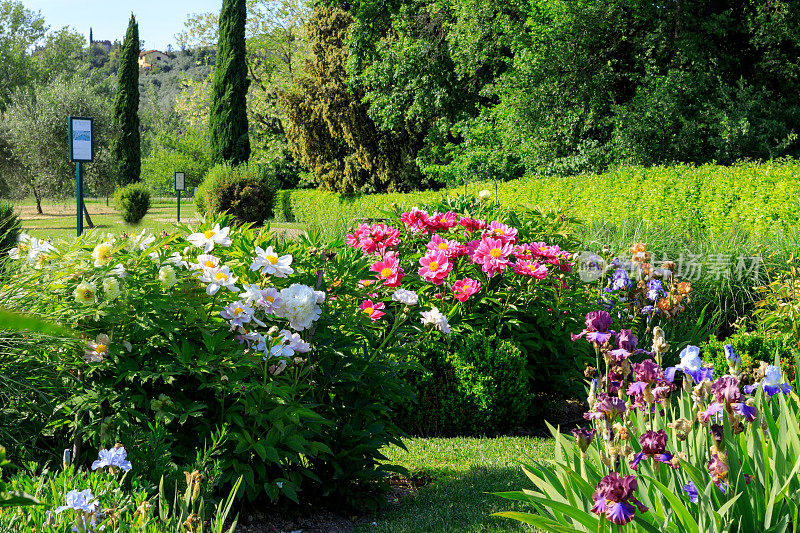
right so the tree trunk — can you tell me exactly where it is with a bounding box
[82,200,95,228]
[106,194,109,207]
[32,185,43,214]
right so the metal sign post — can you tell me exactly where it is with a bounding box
[69,117,94,236]
[174,172,185,222]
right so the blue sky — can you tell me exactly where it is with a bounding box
[22,0,222,51]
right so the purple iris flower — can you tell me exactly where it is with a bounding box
[707,454,729,487]
[633,359,663,384]
[571,428,596,452]
[630,429,675,470]
[610,329,639,361]
[646,279,663,301]
[665,345,714,384]
[711,376,742,405]
[571,310,615,345]
[732,402,758,422]
[591,472,648,525]
[641,305,658,316]
[723,344,741,369]
[627,381,648,396]
[683,481,699,503]
[611,269,632,290]
[699,402,724,424]
[594,393,627,422]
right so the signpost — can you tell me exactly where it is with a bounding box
[69,117,94,236]
[174,172,185,222]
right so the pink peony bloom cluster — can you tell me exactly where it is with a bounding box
[346,223,401,255]
[399,208,458,234]
[472,236,514,276]
[418,250,452,285]
[452,277,481,302]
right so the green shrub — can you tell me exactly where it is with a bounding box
[701,330,799,383]
[395,333,531,436]
[141,128,212,196]
[0,201,21,255]
[113,183,151,224]
[196,163,276,224]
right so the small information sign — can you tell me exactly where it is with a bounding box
[174,172,185,191]
[69,117,93,162]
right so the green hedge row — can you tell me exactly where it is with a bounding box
[274,161,800,238]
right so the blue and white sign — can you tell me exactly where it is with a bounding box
[69,117,93,162]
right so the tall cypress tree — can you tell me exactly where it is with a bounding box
[209,0,250,165]
[112,15,141,185]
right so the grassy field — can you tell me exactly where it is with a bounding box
[12,198,305,241]
[357,436,551,533]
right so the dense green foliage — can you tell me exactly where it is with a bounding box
[329,0,800,182]
[396,333,530,436]
[141,128,212,196]
[0,200,20,254]
[209,0,251,165]
[281,6,426,194]
[111,15,141,186]
[113,183,151,224]
[195,163,276,223]
[702,330,798,385]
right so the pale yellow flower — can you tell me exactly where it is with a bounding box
[92,242,114,267]
[74,281,98,304]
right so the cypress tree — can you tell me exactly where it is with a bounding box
[209,0,250,165]
[112,14,141,185]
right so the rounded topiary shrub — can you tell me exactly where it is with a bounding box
[114,183,151,224]
[394,332,531,436]
[195,163,276,224]
[0,200,21,255]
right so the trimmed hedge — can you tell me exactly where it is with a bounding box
[702,330,799,383]
[274,161,800,238]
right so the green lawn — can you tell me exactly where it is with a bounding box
[12,198,305,241]
[359,436,552,533]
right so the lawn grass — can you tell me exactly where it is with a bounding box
[11,197,306,241]
[357,436,552,533]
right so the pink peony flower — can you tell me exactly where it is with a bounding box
[473,235,513,276]
[452,278,481,302]
[418,250,452,285]
[426,235,466,258]
[346,224,400,255]
[400,208,429,233]
[458,216,487,232]
[485,220,518,244]
[371,251,403,287]
[359,299,385,321]
[514,259,548,278]
[425,211,457,232]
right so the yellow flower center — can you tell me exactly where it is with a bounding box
[215,272,228,281]
[494,228,505,235]
[380,267,393,278]
[438,242,449,250]
[489,248,502,258]
[267,255,278,264]
[363,307,374,315]
[428,261,439,271]
[203,230,215,239]
[265,295,274,302]
[96,344,107,354]
[234,307,244,315]
[363,280,373,286]
[205,260,216,268]
[81,289,94,299]
[462,284,472,292]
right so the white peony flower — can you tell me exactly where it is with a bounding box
[186,224,231,252]
[158,266,177,288]
[197,265,239,296]
[110,263,129,278]
[250,246,294,278]
[131,229,155,250]
[420,306,451,334]
[392,288,419,305]
[74,281,98,304]
[91,242,114,267]
[478,189,491,201]
[275,284,322,331]
[165,251,188,268]
[103,277,121,300]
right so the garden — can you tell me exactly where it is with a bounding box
[2,0,800,531]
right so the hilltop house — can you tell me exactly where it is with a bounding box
[138,50,169,69]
